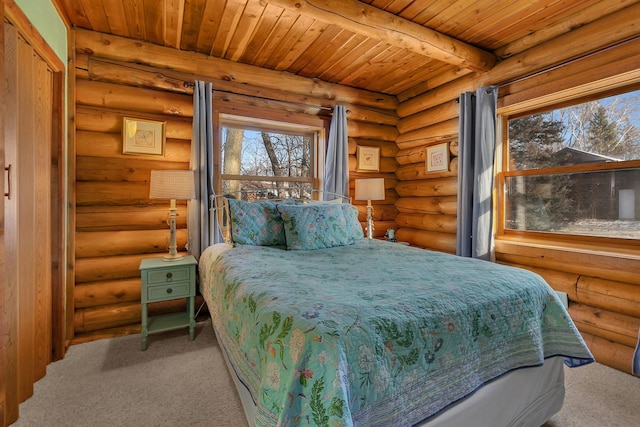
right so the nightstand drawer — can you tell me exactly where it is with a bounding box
[146,282,191,302]
[146,266,192,284]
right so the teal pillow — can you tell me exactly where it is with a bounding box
[341,204,364,243]
[228,199,286,246]
[276,204,350,250]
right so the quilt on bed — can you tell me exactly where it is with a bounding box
[199,239,593,427]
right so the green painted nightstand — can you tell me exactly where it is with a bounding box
[139,255,197,351]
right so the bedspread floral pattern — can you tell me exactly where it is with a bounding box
[200,240,593,427]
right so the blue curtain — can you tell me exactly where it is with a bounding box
[188,81,223,260]
[323,105,349,200]
[456,86,498,260]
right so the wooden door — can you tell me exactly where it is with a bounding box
[3,21,53,423]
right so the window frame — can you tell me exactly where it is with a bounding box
[496,86,640,249]
[214,113,326,198]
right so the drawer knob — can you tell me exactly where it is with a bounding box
[166,272,173,281]
[166,288,173,294]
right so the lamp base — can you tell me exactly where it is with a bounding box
[365,202,375,239]
[164,200,183,261]
[162,254,184,262]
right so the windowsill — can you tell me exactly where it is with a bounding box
[495,234,640,261]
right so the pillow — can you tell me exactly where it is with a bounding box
[227,199,286,246]
[341,204,364,243]
[276,204,350,250]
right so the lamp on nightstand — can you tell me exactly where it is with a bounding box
[354,178,385,239]
[149,170,196,261]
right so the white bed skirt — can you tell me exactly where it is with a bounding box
[213,325,565,427]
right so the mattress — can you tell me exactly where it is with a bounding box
[199,240,593,426]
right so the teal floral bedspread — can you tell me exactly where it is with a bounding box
[199,240,593,427]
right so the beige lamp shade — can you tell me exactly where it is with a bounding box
[149,170,196,200]
[354,178,385,201]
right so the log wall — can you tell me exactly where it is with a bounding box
[394,5,640,374]
[71,29,398,342]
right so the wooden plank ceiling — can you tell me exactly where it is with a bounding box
[57,0,637,99]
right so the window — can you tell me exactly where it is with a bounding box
[500,89,640,243]
[219,115,324,200]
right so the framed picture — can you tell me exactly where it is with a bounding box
[122,117,166,156]
[426,142,450,172]
[357,146,380,171]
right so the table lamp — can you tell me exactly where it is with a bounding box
[149,170,196,261]
[354,178,385,239]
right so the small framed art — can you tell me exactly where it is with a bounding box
[122,117,166,156]
[426,142,449,173]
[357,146,380,171]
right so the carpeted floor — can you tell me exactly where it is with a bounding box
[14,321,640,426]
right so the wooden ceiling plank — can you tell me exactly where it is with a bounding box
[366,0,393,9]
[122,0,147,39]
[296,27,356,76]
[180,0,207,51]
[143,0,165,45]
[101,0,131,38]
[265,0,497,72]
[263,13,315,70]
[340,45,402,90]
[58,0,92,29]
[78,0,111,33]
[455,0,567,50]
[299,30,363,77]
[163,0,185,48]
[410,0,450,26]
[210,0,246,57]
[195,0,228,54]
[364,50,424,88]
[237,3,283,64]
[274,19,329,71]
[395,0,438,21]
[255,5,313,68]
[373,53,436,94]
[381,0,416,15]
[318,36,384,82]
[288,24,343,73]
[423,0,516,40]
[225,1,270,61]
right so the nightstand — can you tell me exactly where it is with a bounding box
[139,255,197,351]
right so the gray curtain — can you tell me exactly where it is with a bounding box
[188,81,223,260]
[456,86,498,260]
[323,105,349,200]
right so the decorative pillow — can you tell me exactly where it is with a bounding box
[276,204,350,250]
[341,204,364,243]
[227,199,286,246]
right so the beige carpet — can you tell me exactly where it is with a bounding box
[15,321,640,426]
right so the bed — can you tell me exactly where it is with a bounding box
[199,198,593,427]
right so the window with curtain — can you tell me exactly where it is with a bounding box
[499,87,640,243]
[219,115,324,200]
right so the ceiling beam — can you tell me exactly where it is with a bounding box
[267,0,497,73]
